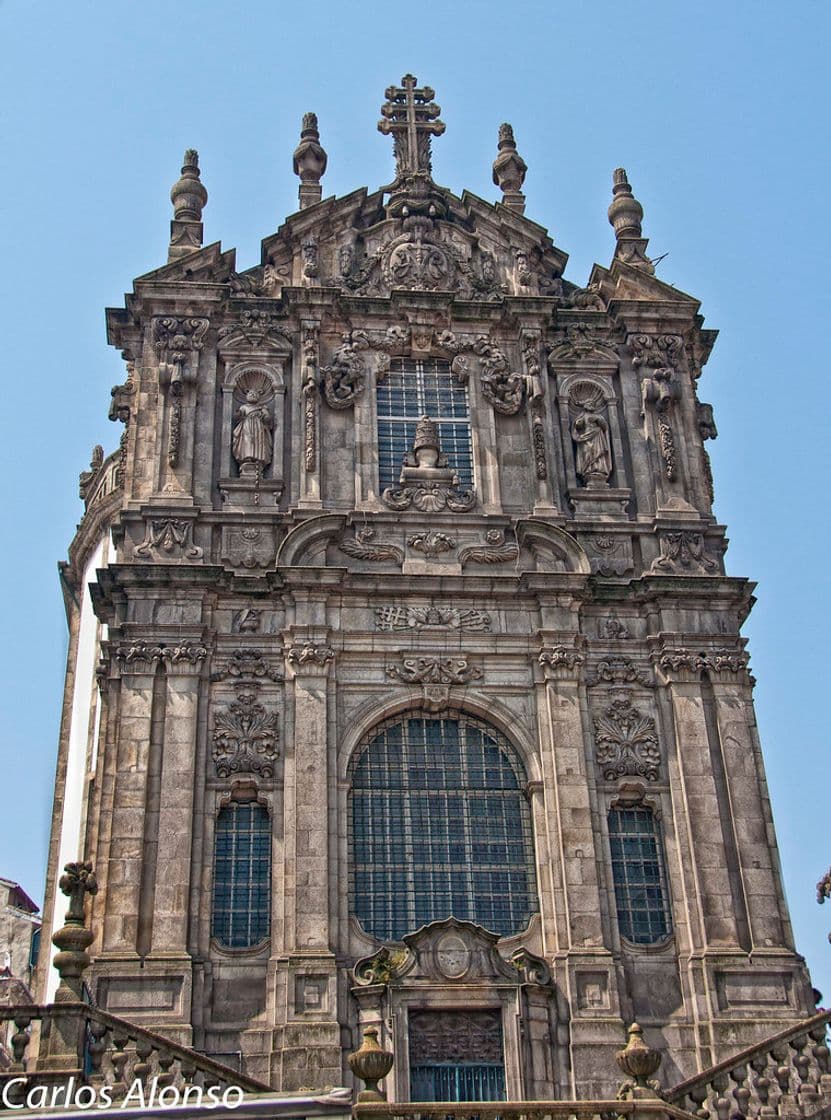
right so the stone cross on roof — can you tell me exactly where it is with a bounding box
[378,74,445,179]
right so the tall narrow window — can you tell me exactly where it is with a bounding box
[350,712,537,941]
[212,802,271,948]
[608,805,672,944]
[376,358,472,490]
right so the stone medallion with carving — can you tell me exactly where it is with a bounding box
[435,934,471,979]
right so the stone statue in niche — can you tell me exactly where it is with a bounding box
[231,371,274,480]
[570,383,612,486]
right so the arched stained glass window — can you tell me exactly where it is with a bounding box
[608,805,672,945]
[212,802,271,948]
[350,712,537,941]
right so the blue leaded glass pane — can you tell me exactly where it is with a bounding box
[608,807,672,944]
[212,803,271,948]
[350,713,537,941]
[376,359,473,490]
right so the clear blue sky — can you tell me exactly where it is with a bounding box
[1,1,829,1003]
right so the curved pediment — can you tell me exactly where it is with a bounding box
[353,917,551,988]
[516,519,591,575]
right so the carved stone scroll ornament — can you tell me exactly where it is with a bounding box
[153,316,209,467]
[135,517,203,560]
[302,321,319,472]
[109,359,136,478]
[459,529,518,567]
[523,334,548,480]
[212,688,280,778]
[539,646,585,679]
[287,642,335,667]
[407,530,456,557]
[382,415,475,513]
[374,605,492,632]
[586,658,653,688]
[211,648,284,683]
[338,526,404,565]
[601,614,630,639]
[387,656,482,686]
[115,640,207,674]
[387,655,482,707]
[548,325,620,363]
[570,382,613,486]
[319,333,367,409]
[650,530,719,574]
[594,696,660,782]
[641,368,677,481]
[217,309,291,349]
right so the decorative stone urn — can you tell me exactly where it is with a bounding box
[616,1022,663,1100]
[348,1026,394,1102]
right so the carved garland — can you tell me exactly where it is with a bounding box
[593,696,660,782]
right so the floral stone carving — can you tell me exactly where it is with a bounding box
[338,526,404,564]
[212,689,280,779]
[594,696,660,782]
[386,656,482,687]
[407,530,456,557]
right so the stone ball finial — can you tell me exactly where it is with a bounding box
[170,148,208,222]
[608,167,644,241]
[293,112,328,183]
[492,122,528,194]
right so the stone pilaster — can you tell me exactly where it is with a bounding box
[275,631,342,1090]
[148,641,206,954]
[656,650,742,948]
[101,643,159,955]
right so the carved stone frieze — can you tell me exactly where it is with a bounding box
[656,645,752,685]
[630,333,683,372]
[407,530,456,557]
[217,309,290,350]
[374,605,492,632]
[220,526,276,571]
[212,688,280,779]
[548,326,619,364]
[232,608,261,634]
[650,531,719,574]
[115,640,207,675]
[386,656,482,687]
[211,648,284,683]
[286,642,335,667]
[382,479,475,513]
[586,658,653,688]
[600,614,630,639]
[593,696,660,782]
[458,529,518,567]
[338,526,404,565]
[135,517,203,561]
[583,533,633,577]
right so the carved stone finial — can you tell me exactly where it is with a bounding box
[616,1022,663,1100]
[348,1026,394,1102]
[412,415,442,468]
[52,861,98,1001]
[379,75,445,181]
[493,122,527,214]
[608,168,653,273]
[293,112,328,210]
[168,148,207,262]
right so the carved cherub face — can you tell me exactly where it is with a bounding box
[245,389,259,403]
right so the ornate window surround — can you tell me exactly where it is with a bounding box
[348,709,538,944]
[210,797,272,952]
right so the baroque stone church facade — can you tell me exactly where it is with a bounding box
[39,77,815,1099]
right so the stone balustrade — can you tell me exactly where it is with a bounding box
[0,1001,269,1108]
[353,1102,697,1120]
[666,1009,831,1120]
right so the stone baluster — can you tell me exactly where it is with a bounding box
[10,1012,33,1070]
[689,1083,711,1119]
[730,1065,751,1117]
[156,1050,176,1090]
[133,1037,154,1086]
[86,1019,109,1082]
[712,1072,731,1120]
[751,1052,775,1118]
[109,1028,131,1098]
